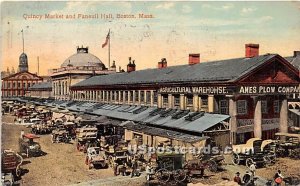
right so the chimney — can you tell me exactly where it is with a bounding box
[127,57,136,72]
[158,58,167,69]
[189,54,200,65]
[245,44,259,58]
[294,51,300,57]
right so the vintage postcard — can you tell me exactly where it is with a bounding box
[1,1,300,186]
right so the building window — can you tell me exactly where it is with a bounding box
[125,91,128,102]
[134,91,138,102]
[202,98,208,106]
[220,100,228,114]
[8,82,10,88]
[146,91,151,103]
[187,96,193,106]
[274,100,280,113]
[237,100,247,115]
[174,96,180,106]
[163,96,168,107]
[262,100,268,114]
[153,91,158,104]
[140,91,144,102]
[130,91,133,102]
[120,92,123,102]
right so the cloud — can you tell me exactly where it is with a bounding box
[155,2,174,10]
[255,16,273,23]
[182,5,192,13]
[201,3,234,11]
[240,7,257,15]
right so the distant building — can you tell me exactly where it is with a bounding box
[50,46,116,100]
[1,52,43,97]
[28,81,52,98]
[1,71,43,97]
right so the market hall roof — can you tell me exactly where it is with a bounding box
[285,51,300,70]
[72,54,297,88]
[60,46,105,68]
[28,82,52,90]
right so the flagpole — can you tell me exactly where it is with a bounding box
[108,29,110,69]
[22,29,24,53]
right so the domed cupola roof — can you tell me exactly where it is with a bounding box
[18,52,29,72]
[60,46,105,68]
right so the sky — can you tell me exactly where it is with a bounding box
[1,1,300,76]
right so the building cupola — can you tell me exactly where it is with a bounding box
[77,46,89,53]
[18,52,29,72]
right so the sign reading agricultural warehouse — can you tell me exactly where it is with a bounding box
[158,85,300,95]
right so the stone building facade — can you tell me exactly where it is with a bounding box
[70,44,300,144]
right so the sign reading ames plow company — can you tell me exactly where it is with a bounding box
[158,85,300,95]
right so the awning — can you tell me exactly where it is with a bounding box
[289,109,300,116]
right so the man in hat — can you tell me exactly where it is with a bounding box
[234,172,242,185]
[249,162,256,176]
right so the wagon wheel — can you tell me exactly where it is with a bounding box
[16,168,22,178]
[245,158,254,168]
[173,169,186,183]
[207,160,218,173]
[232,153,240,165]
[155,168,171,183]
[263,153,276,166]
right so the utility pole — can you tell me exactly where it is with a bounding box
[37,56,39,75]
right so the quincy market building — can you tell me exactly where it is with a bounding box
[69,44,300,145]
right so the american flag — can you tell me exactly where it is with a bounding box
[102,31,110,48]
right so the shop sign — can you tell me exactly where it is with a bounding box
[158,84,300,95]
[158,86,232,94]
[238,85,300,94]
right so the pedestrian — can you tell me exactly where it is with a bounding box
[233,172,242,185]
[113,162,118,176]
[249,162,256,176]
[274,170,284,186]
[146,163,153,181]
[131,159,138,178]
[20,130,24,139]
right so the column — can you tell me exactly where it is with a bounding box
[110,91,113,103]
[114,91,117,103]
[128,91,131,104]
[193,94,199,112]
[138,90,141,105]
[199,96,203,111]
[123,91,126,104]
[228,96,237,145]
[118,91,121,104]
[208,95,215,113]
[157,94,162,108]
[132,90,136,105]
[150,90,154,107]
[168,94,173,109]
[96,91,99,102]
[144,90,147,105]
[180,94,186,110]
[253,96,262,139]
[279,98,288,133]
[107,91,110,102]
